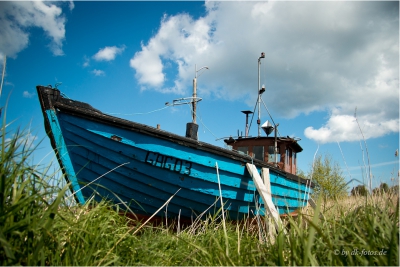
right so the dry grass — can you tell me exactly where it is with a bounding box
[311,193,399,217]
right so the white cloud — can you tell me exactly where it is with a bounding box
[304,114,399,144]
[130,13,212,93]
[0,1,68,57]
[129,1,399,143]
[93,45,125,61]
[68,1,75,11]
[5,132,38,147]
[83,55,90,67]
[0,53,4,73]
[23,91,35,98]
[92,69,105,76]
[130,45,165,88]
[25,132,38,147]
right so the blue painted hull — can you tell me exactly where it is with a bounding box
[37,86,312,220]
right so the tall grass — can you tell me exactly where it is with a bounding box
[0,117,398,265]
[0,123,68,265]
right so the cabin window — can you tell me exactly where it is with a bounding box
[286,149,291,165]
[237,146,248,155]
[253,146,264,161]
[293,152,296,165]
[268,146,280,162]
[292,152,297,173]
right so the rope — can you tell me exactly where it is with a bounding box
[186,101,220,141]
[260,98,281,137]
[103,96,223,147]
[105,105,170,116]
[105,96,201,116]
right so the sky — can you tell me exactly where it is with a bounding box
[0,0,399,192]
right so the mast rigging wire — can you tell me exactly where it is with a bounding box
[260,97,281,137]
[105,96,202,116]
[247,99,259,136]
[248,94,281,138]
[185,100,220,141]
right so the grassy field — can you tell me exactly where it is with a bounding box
[0,127,399,266]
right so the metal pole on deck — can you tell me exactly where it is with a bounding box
[193,67,197,124]
[242,110,253,137]
[257,52,265,137]
[192,65,209,124]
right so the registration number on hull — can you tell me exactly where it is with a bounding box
[144,151,192,175]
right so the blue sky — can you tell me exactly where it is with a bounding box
[0,1,399,191]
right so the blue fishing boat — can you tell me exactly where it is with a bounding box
[36,55,313,220]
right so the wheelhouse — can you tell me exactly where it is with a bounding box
[224,136,302,175]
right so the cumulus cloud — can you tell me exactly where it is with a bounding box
[129,1,399,143]
[130,13,212,93]
[130,45,165,88]
[0,1,68,57]
[304,114,399,144]
[93,46,125,61]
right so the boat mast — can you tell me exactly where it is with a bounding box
[256,53,278,167]
[193,66,197,124]
[257,52,265,137]
[192,64,209,124]
[185,64,209,140]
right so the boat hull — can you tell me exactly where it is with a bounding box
[37,86,312,220]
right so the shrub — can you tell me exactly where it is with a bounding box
[380,182,390,193]
[308,154,348,208]
[351,185,369,196]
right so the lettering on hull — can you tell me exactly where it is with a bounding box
[145,151,192,175]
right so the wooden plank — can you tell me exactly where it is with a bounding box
[261,167,281,217]
[308,197,325,219]
[308,197,317,209]
[246,163,283,232]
